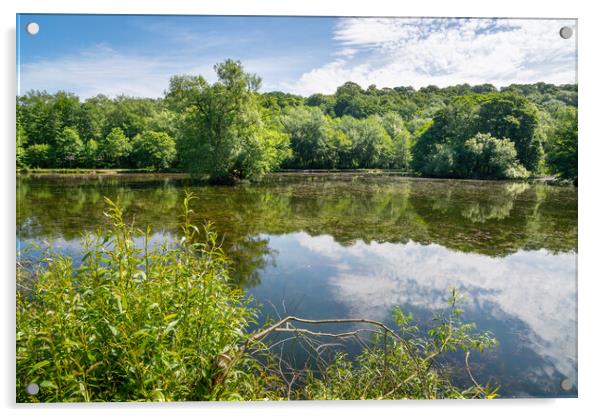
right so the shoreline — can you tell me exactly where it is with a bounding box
[16,168,570,185]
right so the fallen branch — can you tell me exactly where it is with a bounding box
[248,315,402,343]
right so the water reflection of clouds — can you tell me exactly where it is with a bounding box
[290,231,577,384]
[18,231,179,264]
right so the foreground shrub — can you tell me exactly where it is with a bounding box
[17,192,258,402]
[262,290,499,400]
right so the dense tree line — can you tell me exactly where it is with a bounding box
[17,60,577,182]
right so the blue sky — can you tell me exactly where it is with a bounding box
[17,15,577,98]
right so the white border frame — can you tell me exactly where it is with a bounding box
[2,1,600,416]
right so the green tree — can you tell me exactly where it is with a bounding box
[411,95,480,173]
[457,133,528,179]
[281,106,346,168]
[419,133,528,179]
[16,116,28,168]
[105,96,155,139]
[233,126,291,178]
[413,92,545,177]
[83,139,100,168]
[305,93,336,117]
[147,108,178,138]
[422,143,456,177]
[476,93,542,172]
[15,79,577,176]
[334,82,370,118]
[131,131,177,170]
[100,127,132,167]
[78,95,113,142]
[381,112,413,170]
[547,106,577,181]
[24,143,52,168]
[337,115,393,168]
[18,91,62,147]
[54,127,84,167]
[167,59,286,182]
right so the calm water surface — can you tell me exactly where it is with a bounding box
[16,173,577,398]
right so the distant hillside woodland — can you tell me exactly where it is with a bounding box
[17,60,577,183]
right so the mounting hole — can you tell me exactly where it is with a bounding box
[561,378,573,391]
[559,26,573,39]
[26,22,40,35]
[25,383,40,395]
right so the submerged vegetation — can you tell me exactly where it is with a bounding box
[17,60,577,182]
[17,193,498,402]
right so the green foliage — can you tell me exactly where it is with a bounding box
[18,91,81,147]
[337,115,394,168]
[413,92,545,177]
[281,106,346,169]
[476,94,542,172]
[233,125,291,180]
[83,139,100,168]
[131,131,177,170]
[17,117,28,168]
[53,127,84,167]
[100,127,132,167]
[260,91,304,110]
[381,112,413,170]
[412,95,481,172]
[17,192,257,402]
[78,95,111,142]
[422,143,457,177]
[15,66,576,179]
[24,143,52,168]
[457,133,529,179]
[547,106,577,181]
[167,60,285,182]
[105,96,156,139]
[419,133,528,179]
[290,289,498,400]
[305,93,336,117]
[334,82,371,118]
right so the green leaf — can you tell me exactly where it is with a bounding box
[163,313,178,322]
[152,389,166,402]
[29,360,51,373]
[39,380,58,389]
[107,324,119,336]
[164,319,179,335]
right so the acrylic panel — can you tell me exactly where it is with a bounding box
[16,14,578,402]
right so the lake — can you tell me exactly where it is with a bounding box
[16,173,578,398]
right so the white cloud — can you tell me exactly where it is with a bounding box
[334,47,358,58]
[289,232,577,383]
[291,18,577,95]
[18,44,216,98]
[19,44,303,99]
